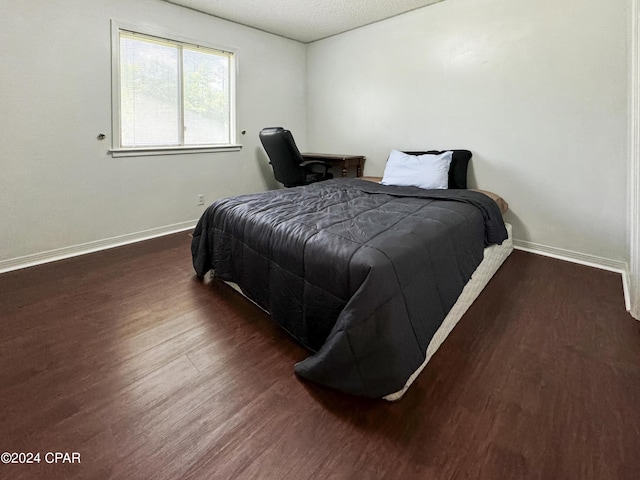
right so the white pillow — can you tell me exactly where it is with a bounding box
[380,150,453,189]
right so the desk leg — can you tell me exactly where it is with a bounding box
[356,165,362,177]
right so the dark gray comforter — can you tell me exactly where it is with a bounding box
[191,178,507,397]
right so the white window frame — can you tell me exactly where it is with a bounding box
[110,21,240,157]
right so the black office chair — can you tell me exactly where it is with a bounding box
[259,127,333,188]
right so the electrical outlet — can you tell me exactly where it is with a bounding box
[197,194,205,206]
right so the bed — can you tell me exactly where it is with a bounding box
[191,152,512,399]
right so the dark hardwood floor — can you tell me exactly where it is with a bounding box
[1,233,639,479]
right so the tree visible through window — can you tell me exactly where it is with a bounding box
[117,30,234,149]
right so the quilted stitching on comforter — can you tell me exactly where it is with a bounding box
[192,178,507,397]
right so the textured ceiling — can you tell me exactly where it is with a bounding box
[163,0,444,43]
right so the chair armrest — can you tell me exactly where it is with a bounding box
[299,160,331,168]
[299,160,332,175]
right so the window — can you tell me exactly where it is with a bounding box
[111,24,238,156]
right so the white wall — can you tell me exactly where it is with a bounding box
[307,0,629,265]
[0,0,306,266]
[1,0,631,273]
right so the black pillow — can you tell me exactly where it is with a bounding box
[402,150,472,189]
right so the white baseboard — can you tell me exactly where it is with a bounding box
[513,239,631,312]
[1,226,634,316]
[0,220,198,274]
[632,286,640,320]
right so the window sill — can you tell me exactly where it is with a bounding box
[109,144,242,158]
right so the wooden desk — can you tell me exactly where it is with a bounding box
[302,153,366,178]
